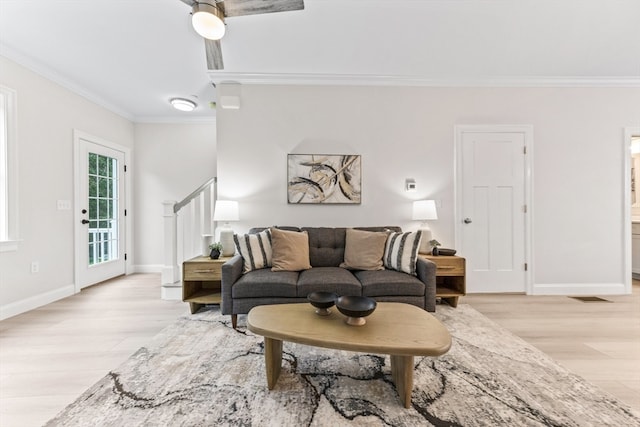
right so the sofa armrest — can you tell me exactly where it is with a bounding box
[416,257,437,312]
[221,255,243,315]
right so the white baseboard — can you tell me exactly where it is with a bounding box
[0,284,75,321]
[161,283,182,301]
[530,282,628,296]
[134,264,163,273]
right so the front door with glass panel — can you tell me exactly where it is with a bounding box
[77,138,125,289]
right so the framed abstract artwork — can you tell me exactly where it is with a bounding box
[287,154,361,204]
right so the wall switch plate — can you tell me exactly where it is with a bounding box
[57,200,71,210]
[31,261,39,273]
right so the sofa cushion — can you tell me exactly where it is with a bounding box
[234,229,272,273]
[355,270,426,297]
[302,227,346,267]
[232,269,299,298]
[271,228,312,272]
[296,267,362,297]
[340,228,387,271]
[383,231,423,276]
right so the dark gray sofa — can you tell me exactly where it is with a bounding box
[221,226,437,328]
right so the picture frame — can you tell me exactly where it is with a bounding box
[287,154,361,204]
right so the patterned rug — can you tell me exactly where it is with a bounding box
[45,305,639,426]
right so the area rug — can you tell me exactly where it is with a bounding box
[45,305,639,426]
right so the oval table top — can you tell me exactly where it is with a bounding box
[247,302,451,357]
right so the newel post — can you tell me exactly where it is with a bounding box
[162,200,179,285]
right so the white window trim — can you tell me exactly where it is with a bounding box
[0,85,19,252]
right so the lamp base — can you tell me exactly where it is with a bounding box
[219,228,236,257]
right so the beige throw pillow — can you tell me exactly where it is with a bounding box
[270,227,312,272]
[340,228,388,271]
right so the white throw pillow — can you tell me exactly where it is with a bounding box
[234,229,272,273]
[383,231,423,276]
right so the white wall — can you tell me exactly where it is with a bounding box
[133,122,216,271]
[0,56,134,318]
[217,84,640,295]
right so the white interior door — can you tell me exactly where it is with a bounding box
[75,136,126,290]
[456,126,531,293]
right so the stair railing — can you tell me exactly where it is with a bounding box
[161,177,217,299]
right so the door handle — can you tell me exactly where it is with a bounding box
[81,219,90,224]
[463,218,472,224]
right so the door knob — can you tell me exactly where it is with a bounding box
[463,218,472,224]
[81,219,90,224]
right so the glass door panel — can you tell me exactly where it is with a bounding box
[88,152,119,266]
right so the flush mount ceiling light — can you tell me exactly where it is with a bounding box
[170,98,197,112]
[191,2,226,40]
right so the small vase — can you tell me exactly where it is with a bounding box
[209,248,221,259]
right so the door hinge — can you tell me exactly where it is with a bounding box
[524,263,528,271]
[124,209,127,216]
[125,253,127,261]
[523,204,527,213]
[124,165,127,172]
[523,146,527,154]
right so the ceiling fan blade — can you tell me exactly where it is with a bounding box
[223,0,304,17]
[204,38,224,70]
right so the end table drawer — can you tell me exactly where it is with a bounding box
[184,262,223,280]
[432,258,464,276]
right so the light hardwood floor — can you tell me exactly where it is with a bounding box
[465,285,640,415]
[0,274,638,426]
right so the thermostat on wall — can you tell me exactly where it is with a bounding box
[406,179,416,192]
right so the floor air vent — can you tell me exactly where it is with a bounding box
[569,296,611,303]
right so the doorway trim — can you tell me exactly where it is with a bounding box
[73,129,133,292]
[454,124,534,294]
[624,127,640,293]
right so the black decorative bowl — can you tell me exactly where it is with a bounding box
[336,295,377,326]
[307,292,338,316]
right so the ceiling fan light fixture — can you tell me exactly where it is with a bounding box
[170,98,197,112]
[192,2,226,40]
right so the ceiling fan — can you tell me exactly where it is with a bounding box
[179,0,305,70]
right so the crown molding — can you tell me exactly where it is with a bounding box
[134,115,217,124]
[1,45,219,124]
[0,44,135,121]
[208,72,640,88]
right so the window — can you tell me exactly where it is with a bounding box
[0,85,18,251]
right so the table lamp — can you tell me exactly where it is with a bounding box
[412,200,438,254]
[213,200,239,257]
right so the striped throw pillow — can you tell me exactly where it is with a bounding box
[383,231,423,275]
[234,229,273,273]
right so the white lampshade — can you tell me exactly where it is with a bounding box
[192,3,226,40]
[214,200,239,257]
[412,200,438,221]
[412,200,438,254]
[213,200,239,222]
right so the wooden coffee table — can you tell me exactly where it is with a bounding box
[247,302,451,408]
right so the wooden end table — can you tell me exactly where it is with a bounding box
[247,302,451,408]
[421,255,466,307]
[182,256,230,314]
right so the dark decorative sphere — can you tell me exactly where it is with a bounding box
[336,296,377,325]
[307,292,338,315]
